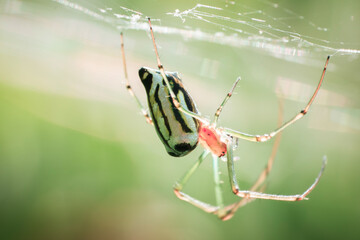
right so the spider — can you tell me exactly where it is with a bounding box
[120,18,329,221]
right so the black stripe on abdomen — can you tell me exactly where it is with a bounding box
[164,76,194,133]
[154,84,172,137]
[172,105,193,133]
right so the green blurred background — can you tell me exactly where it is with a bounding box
[1,0,359,239]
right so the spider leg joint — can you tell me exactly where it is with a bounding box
[256,134,271,142]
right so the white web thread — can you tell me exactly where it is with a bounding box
[167,3,360,56]
[53,0,360,57]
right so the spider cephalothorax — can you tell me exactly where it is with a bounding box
[198,124,227,157]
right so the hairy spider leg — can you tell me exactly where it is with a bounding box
[221,56,330,142]
[120,33,153,125]
[147,18,207,124]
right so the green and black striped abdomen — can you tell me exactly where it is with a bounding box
[139,67,200,157]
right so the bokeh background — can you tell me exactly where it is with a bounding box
[1,0,359,239]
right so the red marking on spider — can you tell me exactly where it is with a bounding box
[199,124,227,157]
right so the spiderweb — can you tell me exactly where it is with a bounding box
[53,0,360,60]
[49,0,360,133]
[1,0,358,134]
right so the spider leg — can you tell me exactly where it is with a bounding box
[226,137,327,201]
[120,33,153,125]
[221,56,330,142]
[174,150,230,218]
[174,150,219,213]
[212,154,226,217]
[213,77,241,126]
[147,18,208,124]
[221,97,284,220]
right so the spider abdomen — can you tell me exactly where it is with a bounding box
[139,67,200,157]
